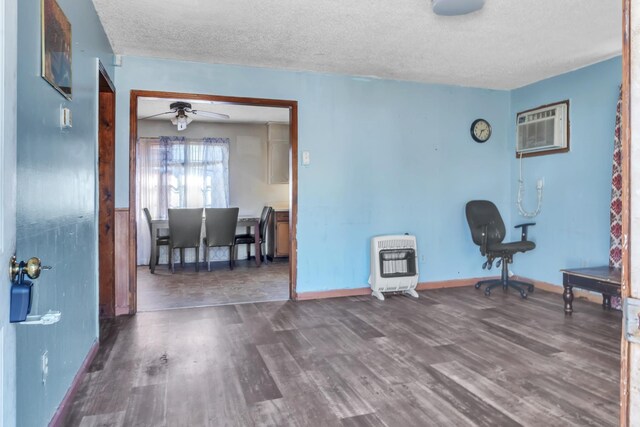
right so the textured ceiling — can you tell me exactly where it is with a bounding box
[93,0,621,90]
[138,98,290,124]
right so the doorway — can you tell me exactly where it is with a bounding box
[128,91,298,313]
[97,62,116,317]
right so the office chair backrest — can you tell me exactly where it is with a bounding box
[465,200,505,247]
[205,207,239,246]
[168,208,203,248]
[259,206,273,239]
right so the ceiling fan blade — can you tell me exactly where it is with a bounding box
[190,110,230,120]
[140,111,175,120]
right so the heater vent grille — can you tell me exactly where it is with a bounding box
[377,238,416,250]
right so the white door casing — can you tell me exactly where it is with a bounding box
[628,0,640,423]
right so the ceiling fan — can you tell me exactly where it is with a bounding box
[141,101,230,131]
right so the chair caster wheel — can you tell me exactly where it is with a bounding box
[528,285,534,292]
[475,283,481,289]
[484,289,491,297]
[520,292,528,299]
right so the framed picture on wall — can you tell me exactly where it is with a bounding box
[41,0,72,100]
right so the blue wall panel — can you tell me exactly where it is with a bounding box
[114,56,512,292]
[16,1,113,425]
[508,57,621,286]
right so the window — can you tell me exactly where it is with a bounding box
[136,136,230,264]
[138,136,230,214]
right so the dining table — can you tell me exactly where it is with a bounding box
[149,215,262,273]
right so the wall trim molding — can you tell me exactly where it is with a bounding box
[296,277,491,301]
[114,208,131,315]
[48,340,99,427]
[297,287,371,301]
[416,277,489,291]
[296,276,607,305]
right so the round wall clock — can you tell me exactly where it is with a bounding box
[471,119,492,143]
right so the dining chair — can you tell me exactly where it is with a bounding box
[143,207,169,268]
[168,208,204,273]
[234,206,273,265]
[203,207,239,271]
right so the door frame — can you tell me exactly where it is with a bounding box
[128,90,299,313]
[97,61,116,318]
[620,0,631,424]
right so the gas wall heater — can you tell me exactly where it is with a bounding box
[368,235,419,301]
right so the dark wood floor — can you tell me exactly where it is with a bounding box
[65,287,621,426]
[137,259,289,311]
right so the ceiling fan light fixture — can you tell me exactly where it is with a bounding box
[171,114,192,131]
[432,0,484,16]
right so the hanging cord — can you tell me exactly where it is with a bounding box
[516,153,543,218]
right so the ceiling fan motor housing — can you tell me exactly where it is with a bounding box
[169,101,192,111]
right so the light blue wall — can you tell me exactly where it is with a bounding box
[509,57,621,285]
[115,56,512,292]
[16,1,113,426]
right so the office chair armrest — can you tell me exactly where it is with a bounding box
[514,222,536,241]
[480,224,488,255]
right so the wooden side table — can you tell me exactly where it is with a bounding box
[560,266,621,315]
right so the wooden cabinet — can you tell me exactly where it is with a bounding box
[268,123,290,184]
[273,210,289,258]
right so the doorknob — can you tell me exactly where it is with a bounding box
[9,256,52,283]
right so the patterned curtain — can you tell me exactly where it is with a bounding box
[136,136,231,265]
[610,86,623,310]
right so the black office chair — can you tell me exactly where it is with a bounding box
[465,200,536,298]
[234,206,273,265]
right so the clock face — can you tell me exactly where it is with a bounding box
[471,119,492,143]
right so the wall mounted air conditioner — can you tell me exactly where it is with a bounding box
[516,100,569,157]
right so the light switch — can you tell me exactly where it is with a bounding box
[302,151,310,166]
[60,106,72,129]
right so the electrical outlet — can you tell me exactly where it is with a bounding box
[41,351,48,385]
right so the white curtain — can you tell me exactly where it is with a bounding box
[136,136,230,265]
